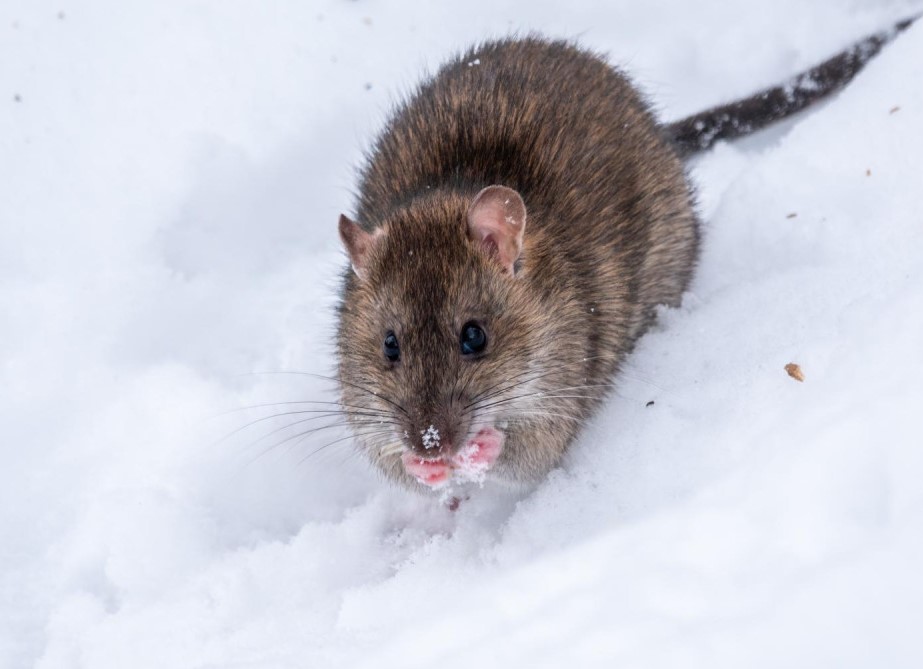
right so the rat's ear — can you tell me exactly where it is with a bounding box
[466,185,527,274]
[338,214,383,279]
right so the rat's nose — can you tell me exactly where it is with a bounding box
[404,395,469,457]
[419,424,444,452]
[407,420,456,457]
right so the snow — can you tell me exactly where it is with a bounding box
[3,1,923,667]
[421,425,440,450]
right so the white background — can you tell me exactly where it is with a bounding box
[2,1,922,666]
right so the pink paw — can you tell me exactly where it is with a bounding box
[452,428,503,470]
[401,427,504,488]
[401,452,451,486]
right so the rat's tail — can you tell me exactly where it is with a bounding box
[665,15,918,157]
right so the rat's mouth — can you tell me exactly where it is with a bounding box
[401,427,504,488]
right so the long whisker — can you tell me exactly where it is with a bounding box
[244,413,400,451]
[215,399,390,417]
[246,421,395,464]
[246,371,410,417]
[480,410,583,424]
[467,375,624,412]
[462,357,595,408]
[216,407,391,447]
[463,356,617,409]
[295,429,397,466]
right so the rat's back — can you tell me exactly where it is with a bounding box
[356,37,699,323]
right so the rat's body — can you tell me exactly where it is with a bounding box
[335,21,913,494]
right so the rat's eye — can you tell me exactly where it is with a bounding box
[383,331,400,362]
[460,322,487,356]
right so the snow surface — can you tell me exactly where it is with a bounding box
[3,1,923,667]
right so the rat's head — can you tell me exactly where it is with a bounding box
[336,186,556,491]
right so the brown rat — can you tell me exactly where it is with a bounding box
[333,21,914,495]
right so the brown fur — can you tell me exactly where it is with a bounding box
[336,37,699,492]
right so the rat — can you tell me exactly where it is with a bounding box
[334,17,915,495]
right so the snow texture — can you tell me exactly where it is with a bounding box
[421,425,440,450]
[2,1,923,667]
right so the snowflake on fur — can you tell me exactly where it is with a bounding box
[420,425,441,449]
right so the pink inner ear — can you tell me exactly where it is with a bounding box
[338,214,384,279]
[466,185,527,274]
[481,234,499,258]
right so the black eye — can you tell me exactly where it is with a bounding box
[460,322,487,356]
[383,331,400,362]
